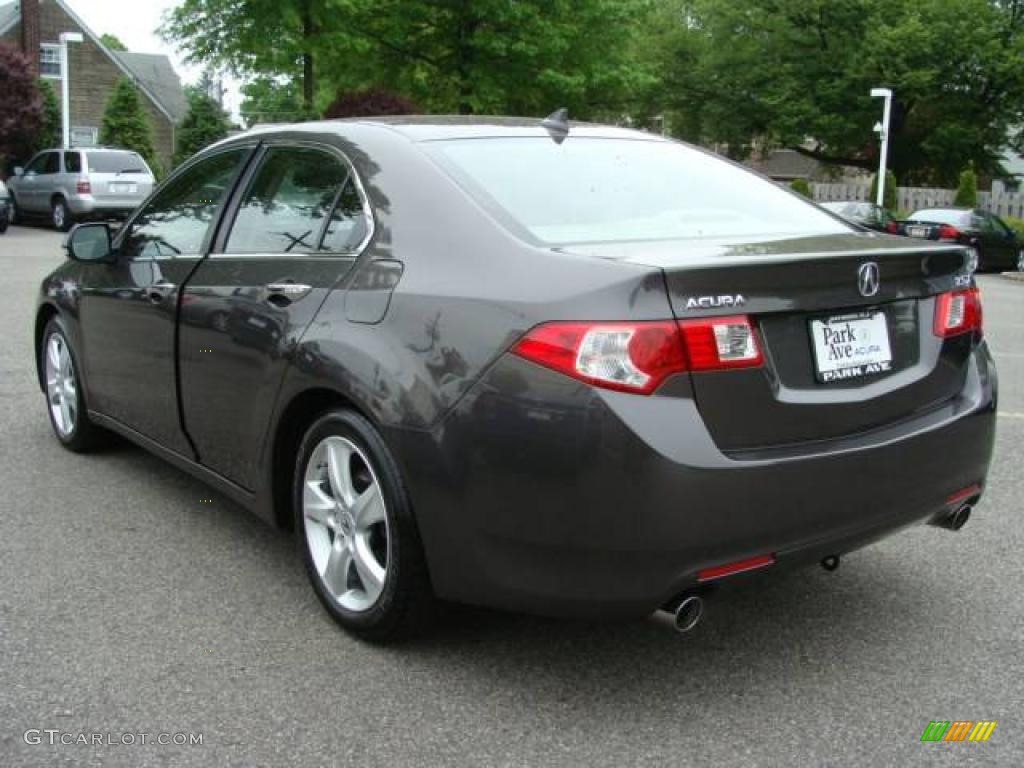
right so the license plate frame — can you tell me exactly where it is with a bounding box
[109,182,137,195]
[906,225,929,238]
[809,311,893,383]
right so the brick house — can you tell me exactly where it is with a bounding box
[0,0,187,170]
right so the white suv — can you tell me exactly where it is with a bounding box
[8,147,155,231]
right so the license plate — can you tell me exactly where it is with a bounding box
[907,225,929,238]
[809,312,893,383]
[109,182,136,194]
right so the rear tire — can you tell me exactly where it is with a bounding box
[41,317,106,452]
[294,409,434,641]
[51,197,73,232]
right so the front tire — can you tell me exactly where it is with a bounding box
[294,409,434,641]
[41,317,105,452]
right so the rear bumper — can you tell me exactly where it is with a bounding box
[66,195,140,217]
[392,342,998,618]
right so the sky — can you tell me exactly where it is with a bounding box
[64,0,242,119]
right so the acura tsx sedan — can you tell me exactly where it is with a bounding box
[36,116,997,640]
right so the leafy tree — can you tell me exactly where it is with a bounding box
[323,88,418,119]
[870,170,898,210]
[174,87,231,166]
[163,0,658,119]
[100,33,127,51]
[239,76,310,126]
[35,79,61,152]
[954,165,979,207]
[648,0,1024,184]
[100,77,161,176]
[0,42,44,170]
[790,178,812,198]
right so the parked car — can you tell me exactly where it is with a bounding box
[8,147,155,231]
[821,201,900,234]
[35,118,996,641]
[0,179,9,233]
[898,207,1023,272]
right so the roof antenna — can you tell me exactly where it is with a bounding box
[541,108,570,144]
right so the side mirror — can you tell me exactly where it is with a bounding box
[64,222,114,262]
[13,167,24,177]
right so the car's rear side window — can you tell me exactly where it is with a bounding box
[224,146,362,255]
[428,137,850,244]
[64,152,81,173]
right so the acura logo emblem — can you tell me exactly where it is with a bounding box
[857,262,880,297]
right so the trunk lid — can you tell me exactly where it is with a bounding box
[563,233,976,452]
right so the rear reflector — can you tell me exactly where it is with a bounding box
[511,315,762,394]
[933,287,982,337]
[697,554,775,582]
[946,484,981,505]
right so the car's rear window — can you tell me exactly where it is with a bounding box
[86,151,148,174]
[428,137,850,244]
[910,209,971,227]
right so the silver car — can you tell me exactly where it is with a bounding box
[8,147,155,231]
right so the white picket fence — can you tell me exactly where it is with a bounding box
[810,182,1024,219]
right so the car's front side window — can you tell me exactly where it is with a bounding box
[224,146,362,255]
[120,149,249,260]
[24,153,50,175]
[43,153,60,174]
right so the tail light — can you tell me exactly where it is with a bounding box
[884,221,899,234]
[933,287,983,337]
[511,315,762,394]
[937,224,961,240]
[75,178,91,194]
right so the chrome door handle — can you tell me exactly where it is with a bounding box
[145,281,175,304]
[265,282,312,306]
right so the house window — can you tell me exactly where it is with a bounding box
[70,127,98,147]
[40,44,62,78]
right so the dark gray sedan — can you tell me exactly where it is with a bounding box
[34,117,997,640]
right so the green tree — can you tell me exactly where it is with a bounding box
[34,79,61,152]
[100,33,127,51]
[954,165,979,207]
[870,170,898,211]
[790,178,812,198]
[163,0,658,119]
[239,76,309,126]
[100,77,161,176]
[648,0,1024,184]
[174,87,231,166]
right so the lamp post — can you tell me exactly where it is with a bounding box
[59,32,84,149]
[870,87,893,207]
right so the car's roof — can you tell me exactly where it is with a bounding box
[239,115,667,143]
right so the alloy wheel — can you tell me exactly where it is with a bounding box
[45,333,77,437]
[302,436,389,613]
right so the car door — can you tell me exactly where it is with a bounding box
[16,151,53,212]
[986,213,1019,270]
[77,146,254,456]
[178,142,371,489]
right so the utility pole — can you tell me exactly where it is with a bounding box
[870,88,893,207]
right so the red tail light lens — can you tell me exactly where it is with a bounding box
[76,179,91,194]
[937,224,961,240]
[885,221,899,234]
[933,287,982,337]
[511,315,763,394]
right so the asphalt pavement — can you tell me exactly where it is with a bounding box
[1,224,1022,768]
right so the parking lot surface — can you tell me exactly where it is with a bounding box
[1,225,1022,767]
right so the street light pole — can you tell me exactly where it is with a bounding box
[59,32,84,149]
[870,87,893,208]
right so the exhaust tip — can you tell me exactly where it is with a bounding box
[821,555,840,572]
[950,504,971,531]
[674,595,704,634]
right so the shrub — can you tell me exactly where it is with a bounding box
[789,177,812,198]
[0,42,44,167]
[1002,215,1024,238]
[100,77,161,177]
[954,165,978,207]
[35,79,60,151]
[174,88,230,166]
[870,170,898,210]
[323,88,419,119]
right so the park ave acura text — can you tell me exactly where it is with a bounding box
[35,114,997,640]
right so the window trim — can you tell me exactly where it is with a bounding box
[40,43,62,80]
[113,144,260,262]
[210,139,375,260]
